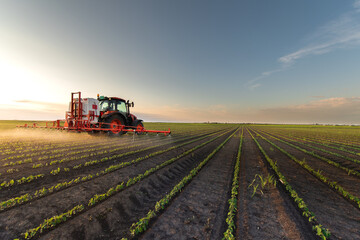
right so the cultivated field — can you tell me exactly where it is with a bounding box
[0,122,359,239]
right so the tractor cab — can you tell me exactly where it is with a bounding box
[99,98,127,113]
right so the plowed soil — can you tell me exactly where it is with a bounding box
[0,125,359,240]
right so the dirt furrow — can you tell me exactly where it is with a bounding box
[138,130,239,240]
[257,130,360,202]
[0,133,187,182]
[0,130,235,239]
[265,130,360,162]
[0,133,200,201]
[252,130,360,239]
[263,130,360,171]
[236,130,314,240]
[0,134,181,177]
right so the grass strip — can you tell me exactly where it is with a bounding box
[222,128,243,240]
[127,128,239,238]
[247,128,330,240]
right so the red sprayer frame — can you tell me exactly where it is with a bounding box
[17,92,171,135]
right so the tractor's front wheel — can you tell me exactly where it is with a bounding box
[135,122,144,135]
[105,116,125,136]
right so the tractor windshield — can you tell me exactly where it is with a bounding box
[100,100,127,112]
[116,101,127,112]
[100,100,114,111]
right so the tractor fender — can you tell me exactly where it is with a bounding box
[102,112,127,126]
[132,119,143,127]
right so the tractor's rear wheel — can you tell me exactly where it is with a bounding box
[105,116,125,136]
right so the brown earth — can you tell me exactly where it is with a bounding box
[237,130,315,240]
[250,128,360,239]
[0,126,358,240]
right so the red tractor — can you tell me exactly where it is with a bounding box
[96,95,144,134]
[19,92,170,135]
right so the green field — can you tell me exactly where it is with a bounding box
[0,121,359,239]
[0,120,46,131]
[0,120,230,133]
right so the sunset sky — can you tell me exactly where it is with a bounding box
[1,0,360,124]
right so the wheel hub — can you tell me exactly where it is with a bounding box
[110,119,123,134]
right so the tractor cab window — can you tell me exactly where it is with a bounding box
[100,100,114,111]
[116,101,127,113]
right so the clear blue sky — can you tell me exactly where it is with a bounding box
[1,0,360,124]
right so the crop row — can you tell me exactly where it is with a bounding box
[252,129,360,209]
[17,204,85,240]
[3,127,202,161]
[128,128,239,238]
[247,129,330,240]
[0,140,55,152]
[30,141,150,168]
[88,129,232,208]
[290,135,360,158]
[0,174,44,189]
[273,130,360,155]
[222,128,243,240]
[2,126,221,165]
[18,128,237,239]
[0,137,121,160]
[0,137,99,155]
[0,137,126,162]
[1,133,188,169]
[64,130,222,173]
[0,132,208,186]
[1,124,220,155]
[260,128,360,151]
[260,131,360,165]
[295,135,360,152]
[257,130,360,178]
[43,131,206,165]
[0,129,227,212]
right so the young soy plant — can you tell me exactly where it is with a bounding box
[248,174,277,197]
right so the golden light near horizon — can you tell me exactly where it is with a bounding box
[1,59,39,104]
[0,56,68,117]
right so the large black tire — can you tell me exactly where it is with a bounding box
[104,115,125,136]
